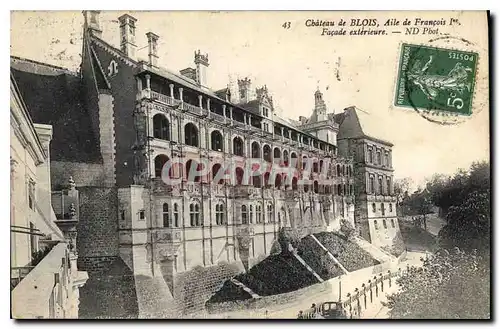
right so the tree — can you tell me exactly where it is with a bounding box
[385,248,490,319]
[394,178,413,216]
[404,187,433,230]
[438,190,490,253]
[432,161,490,254]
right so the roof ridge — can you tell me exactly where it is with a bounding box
[10,55,78,75]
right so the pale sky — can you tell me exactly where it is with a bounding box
[10,11,490,187]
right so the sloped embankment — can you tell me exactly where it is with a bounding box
[314,232,380,272]
[297,235,344,280]
[207,252,318,304]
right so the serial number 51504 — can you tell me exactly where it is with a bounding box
[448,52,474,62]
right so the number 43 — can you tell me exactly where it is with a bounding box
[282,22,291,29]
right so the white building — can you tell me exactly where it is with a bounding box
[10,73,88,318]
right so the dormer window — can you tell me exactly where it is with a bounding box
[263,107,269,117]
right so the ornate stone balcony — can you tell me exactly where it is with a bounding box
[233,185,261,198]
[151,178,182,196]
[150,91,180,106]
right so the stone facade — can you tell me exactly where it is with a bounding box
[336,107,400,248]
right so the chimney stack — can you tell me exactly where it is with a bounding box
[194,50,209,88]
[118,14,137,59]
[237,78,252,103]
[146,32,159,67]
[83,11,102,38]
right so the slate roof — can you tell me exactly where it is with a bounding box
[335,106,393,146]
[10,56,102,163]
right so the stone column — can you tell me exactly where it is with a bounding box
[207,98,211,118]
[230,107,234,124]
[222,104,227,124]
[179,88,184,102]
[136,77,143,99]
[169,83,174,98]
[145,74,151,90]
[198,95,203,108]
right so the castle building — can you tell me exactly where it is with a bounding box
[334,107,399,247]
[10,11,398,318]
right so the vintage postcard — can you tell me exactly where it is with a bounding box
[10,10,490,319]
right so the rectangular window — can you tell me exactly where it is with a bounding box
[139,210,145,221]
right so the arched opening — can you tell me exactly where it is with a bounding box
[263,145,272,162]
[275,174,282,188]
[154,154,169,178]
[302,156,308,171]
[350,185,354,195]
[211,130,223,151]
[336,164,341,176]
[251,141,260,158]
[381,203,386,216]
[189,203,201,226]
[313,180,319,194]
[212,163,223,184]
[252,175,262,188]
[273,148,281,163]
[304,183,309,193]
[184,123,199,147]
[282,174,289,190]
[162,203,170,227]
[283,150,289,166]
[319,160,324,173]
[233,137,244,156]
[313,161,319,173]
[374,220,379,230]
[235,167,245,185]
[215,204,225,225]
[186,159,202,183]
[241,205,248,224]
[153,114,170,140]
[264,172,271,187]
[292,177,298,191]
[337,184,342,196]
[382,219,387,229]
[291,152,298,168]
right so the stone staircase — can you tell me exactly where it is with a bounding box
[309,234,349,274]
[353,237,395,264]
[289,244,324,283]
[230,278,261,299]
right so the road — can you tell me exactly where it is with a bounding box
[425,214,446,236]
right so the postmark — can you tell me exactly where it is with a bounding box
[394,43,478,117]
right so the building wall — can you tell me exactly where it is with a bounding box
[11,127,38,267]
[77,187,119,266]
[91,40,138,188]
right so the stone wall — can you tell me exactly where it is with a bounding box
[77,186,119,261]
[173,261,245,316]
[50,161,106,189]
[79,257,138,319]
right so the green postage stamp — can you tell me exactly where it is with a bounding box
[395,43,478,116]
